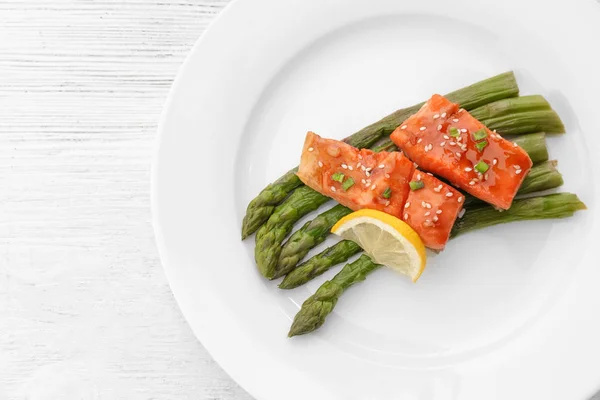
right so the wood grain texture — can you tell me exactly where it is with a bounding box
[0,0,254,398]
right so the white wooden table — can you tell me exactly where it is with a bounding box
[0,0,253,398]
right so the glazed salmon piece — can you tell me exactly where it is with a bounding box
[390,94,533,209]
[297,132,414,218]
[402,170,464,250]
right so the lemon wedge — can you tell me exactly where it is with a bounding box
[331,209,426,282]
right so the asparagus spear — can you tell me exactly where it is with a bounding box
[255,186,330,278]
[482,110,565,135]
[451,193,586,237]
[242,168,302,239]
[289,193,586,336]
[512,132,548,164]
[277,132,551,280]
[275,205,353,278]
[241,72,519,238]
[469,95,552,121]
[279,240,362,289]
[288,254,381,337]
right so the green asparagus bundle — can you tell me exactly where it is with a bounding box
[289,193,586,336]
[288,254,381,337]
[257,109,557,278]
[277,132,554,283]
[241,72,520,239]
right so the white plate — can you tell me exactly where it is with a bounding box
[152,0,600,399]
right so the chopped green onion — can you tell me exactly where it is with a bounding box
[342,177,355,191]
[331,172,344,182]
[474,160,489,173]
[382,187,392,199]
[409,180,424,191]
[475,140,488,152]
[472,128,488,141]
[449,127,460,138]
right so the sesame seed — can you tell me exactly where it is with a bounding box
[458,196,463,203]
[433,114,440,119]
[469,180,476,186]
[455,152,462,158]
[440,141,446,147]
[341,164,348,169]
[461,128,467,133]
[361,179,366,184]
[484,173,489,181]
[416,173,422,180]
[453,118,459,122]
[405,202,411,208]
[378,164,385,169]
[318,161,323,167]
[366,171,371,177]
[436,209,443,214]
[413,162,419,168]
[384,200,390,206]
[424,220,434,227]
[492,159,498,166]
[514,165,521,169]
[464,167,472,172]
[424,211,431,216]
[493,129,497,133]
[449,141,456,146]
[437,124,442,131]
[357,162,361,168]
[433,216,439,222]
[308,147,314,152]
[384,173,390,178]
[516,169,522,175]
[441,112,447,118]
[401,125,407,130]
[443,135,450,140]
[371,184,377,190]
[426,172,433,176]
[513,142,518,147]
[348,166,353,171]
[417,138,423,144]
[366,167,372,172]
[421,201,427,208]
[420,126,426,131]
[361,165,366,171]
[331,186,336,192]
[459,108,465,113]
[426,203,432,209]
[404,213,408,220]
[446,192,453,197]
[458,208,466,218]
